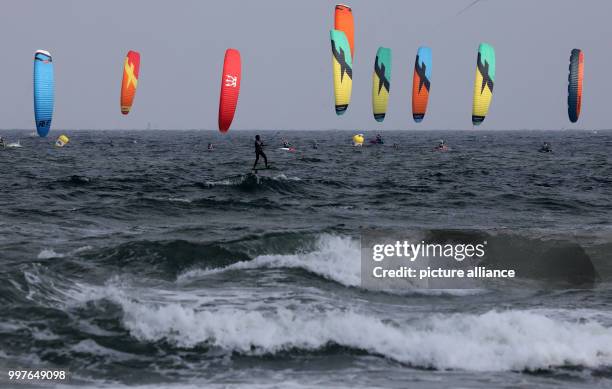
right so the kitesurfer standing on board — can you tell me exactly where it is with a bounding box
[253,134,269,170]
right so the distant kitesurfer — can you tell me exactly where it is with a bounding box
[539,142,552,153]
[434,139,448,152]
[281,139,292,148]
[312,141,318,149]
[253,134,269,169]
[207,143,214,151]
[375,134,384,144]
[109,140,114,147]
[0,136,5,148]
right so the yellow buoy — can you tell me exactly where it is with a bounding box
[352,134,364,146]
[55,134,70,147]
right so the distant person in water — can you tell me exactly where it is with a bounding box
[434,140,448,151]
[0,136,4,148]
[539,142,552,153]
[207,143,214,151]
[282,139,292,148]
[375,134,384,144]
[312,141,318,149]
[253,135,269,169]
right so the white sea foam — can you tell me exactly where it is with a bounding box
[204,179,233,187]
[73,245,93,253]
[272,173,301,181]
[109,296,612,372]
[37,248,65,259]
[71,339,136,361]
[177,234,361,287]
[168,197,192,203]
[205,174,301,188]
[31,329,60,341]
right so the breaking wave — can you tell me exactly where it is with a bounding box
[80,282,612,372]
[177,234,360,287]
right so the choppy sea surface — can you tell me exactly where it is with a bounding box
[0,129,611,388]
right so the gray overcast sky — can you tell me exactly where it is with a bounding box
[0,0,610,130]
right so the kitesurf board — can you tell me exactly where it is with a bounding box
[251,166,276,172]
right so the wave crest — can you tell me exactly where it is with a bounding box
[114,297,612,372]
[177,235,360,287]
